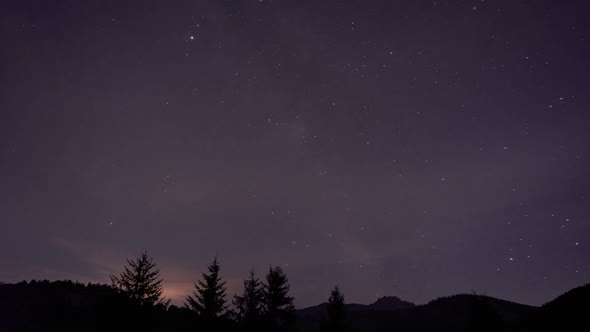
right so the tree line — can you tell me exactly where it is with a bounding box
[110,252,346,332]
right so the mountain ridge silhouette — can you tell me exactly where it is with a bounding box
[1,280,588,331]
[297,295,415,317]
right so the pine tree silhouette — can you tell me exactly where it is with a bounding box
[186,257,228,320]
[321,285,346,332]
[110,251,168,306]
[234,269,265,323]
[263,265,295,331]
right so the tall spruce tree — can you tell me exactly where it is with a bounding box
[186,257,228,320]
[263,265,295,331]
[234,269,265,323]
[110,251,168,306]
[321,285,346,332]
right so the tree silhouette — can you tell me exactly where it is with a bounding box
[263,265,295,331]
[110,251,168,306]
[186,257,228,320]
[321,285,347,332]
[234,268,265,325]
[0,280,168,332]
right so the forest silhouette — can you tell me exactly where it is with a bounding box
[0,252,588,332]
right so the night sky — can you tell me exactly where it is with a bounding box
[1,0,589,308]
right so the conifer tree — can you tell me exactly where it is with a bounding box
[110,251,168,306]
[234,269,265,323]
[186,257,228,319]
[263,265,295,331]
[321,285,346,332]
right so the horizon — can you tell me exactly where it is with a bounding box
[1,0,588,310]
[1,263,582,308]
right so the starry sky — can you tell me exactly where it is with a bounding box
[1,0,589,308]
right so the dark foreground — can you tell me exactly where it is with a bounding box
[0,281,588,332]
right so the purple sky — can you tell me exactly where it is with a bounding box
[1,0,589,307]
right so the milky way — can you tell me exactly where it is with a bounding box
[1,0,589,307]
